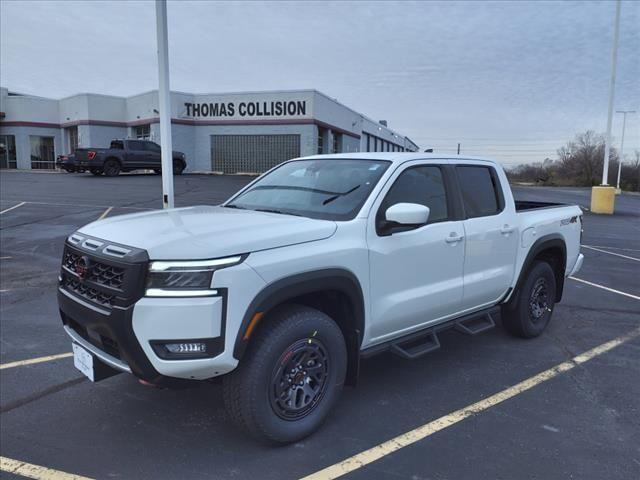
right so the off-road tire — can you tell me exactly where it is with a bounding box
[222,304,347,444]
[103,159,121,177]
[172,160,185,175]
[502,260,556,338]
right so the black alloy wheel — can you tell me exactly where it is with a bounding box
[502,260,557,338]
[269,338,330,420]
[103,159,121,177]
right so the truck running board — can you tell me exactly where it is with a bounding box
[361,306,500,360]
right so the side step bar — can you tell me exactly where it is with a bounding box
[361,306,499,360]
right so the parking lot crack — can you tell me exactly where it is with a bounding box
[0,377,86,415]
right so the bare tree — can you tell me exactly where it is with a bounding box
[555,131,618,186]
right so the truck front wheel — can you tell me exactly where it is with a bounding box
[223,304,347,444]
[502,260,557,338]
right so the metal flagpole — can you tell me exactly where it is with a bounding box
[155,0,174,209]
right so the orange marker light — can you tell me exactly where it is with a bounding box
[243,312,264,340]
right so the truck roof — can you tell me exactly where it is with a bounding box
[297,152,500,166]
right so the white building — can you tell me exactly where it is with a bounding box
[0,87,418,173]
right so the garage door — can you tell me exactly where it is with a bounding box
[211,134,301,174]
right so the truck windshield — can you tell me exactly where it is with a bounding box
[225,159,390,220]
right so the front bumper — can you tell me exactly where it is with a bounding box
[59,285,233,385]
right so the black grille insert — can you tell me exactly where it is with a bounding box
[64,251,125,290]
[63,277,115,307]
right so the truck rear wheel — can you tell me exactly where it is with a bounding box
[103,159,121,177]
[502,260,556,338]
[223,304,347,444]
[172,160,184,175]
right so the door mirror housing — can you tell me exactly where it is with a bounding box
[382,203,430,235]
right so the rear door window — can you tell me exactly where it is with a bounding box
[145,142,161,153]
[456,165,503,218]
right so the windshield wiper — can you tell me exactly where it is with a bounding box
[322,184,361,205]
[254,208,302,217]
[251,185,340,195]
[223,204,247,210]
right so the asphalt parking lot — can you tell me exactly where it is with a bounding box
[1,171,639,480]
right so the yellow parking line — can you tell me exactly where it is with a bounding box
[97,206,113,220]
[0,352,73,370]
[301,327,640,480]
[0,456,93,480]
[570,276,640,301]
[0,201,26,215]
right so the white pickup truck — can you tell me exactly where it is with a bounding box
[58,153,584,443]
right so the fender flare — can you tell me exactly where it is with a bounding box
[232,268,365,361]
[510,233,567,303]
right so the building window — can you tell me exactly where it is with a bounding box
[66,126,78,153]
[332,132,342,153]
[366,134,371,152]
[30,136,55,169]
[0,135,17,169]
[134,124,151,140]
[317,128,324,154]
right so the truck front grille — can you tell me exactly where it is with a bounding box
[60,237,149,309]
[63,277,115,307]
[63,251,125,290]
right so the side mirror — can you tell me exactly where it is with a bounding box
[385,203,430,226]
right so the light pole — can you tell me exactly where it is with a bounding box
[591,0,621,214]
[155,0,174,209]
[615,110,636,192]
[601,0,621,186]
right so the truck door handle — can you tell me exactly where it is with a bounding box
[501,225,516,235]
[445,233,464,244]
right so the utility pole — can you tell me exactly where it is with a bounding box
[615,110,636,191]
[155,0,174,209]
[601,0,621,186]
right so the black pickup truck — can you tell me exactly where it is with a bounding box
[74,139,186,176]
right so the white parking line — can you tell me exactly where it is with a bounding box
[581,245,640,262]
[0,352,73,370]
[1,200,153,211]
[0,456,93,480]
[583,244,640,253]
[97,206,113,220]
[0,202,26,215]
[300,327,640,480]
[569,276,640,301]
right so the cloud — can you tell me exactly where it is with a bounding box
[1,0,638,164]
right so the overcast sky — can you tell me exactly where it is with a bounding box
[2,0,638,165]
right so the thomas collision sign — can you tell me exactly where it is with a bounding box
[184,100,307,118]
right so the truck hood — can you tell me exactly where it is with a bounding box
[78,206,337,260]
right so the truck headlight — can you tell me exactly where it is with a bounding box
[145,255,243,297]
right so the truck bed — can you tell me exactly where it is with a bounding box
[515,200,566,212]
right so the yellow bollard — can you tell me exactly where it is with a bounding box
[590,186,616,214]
